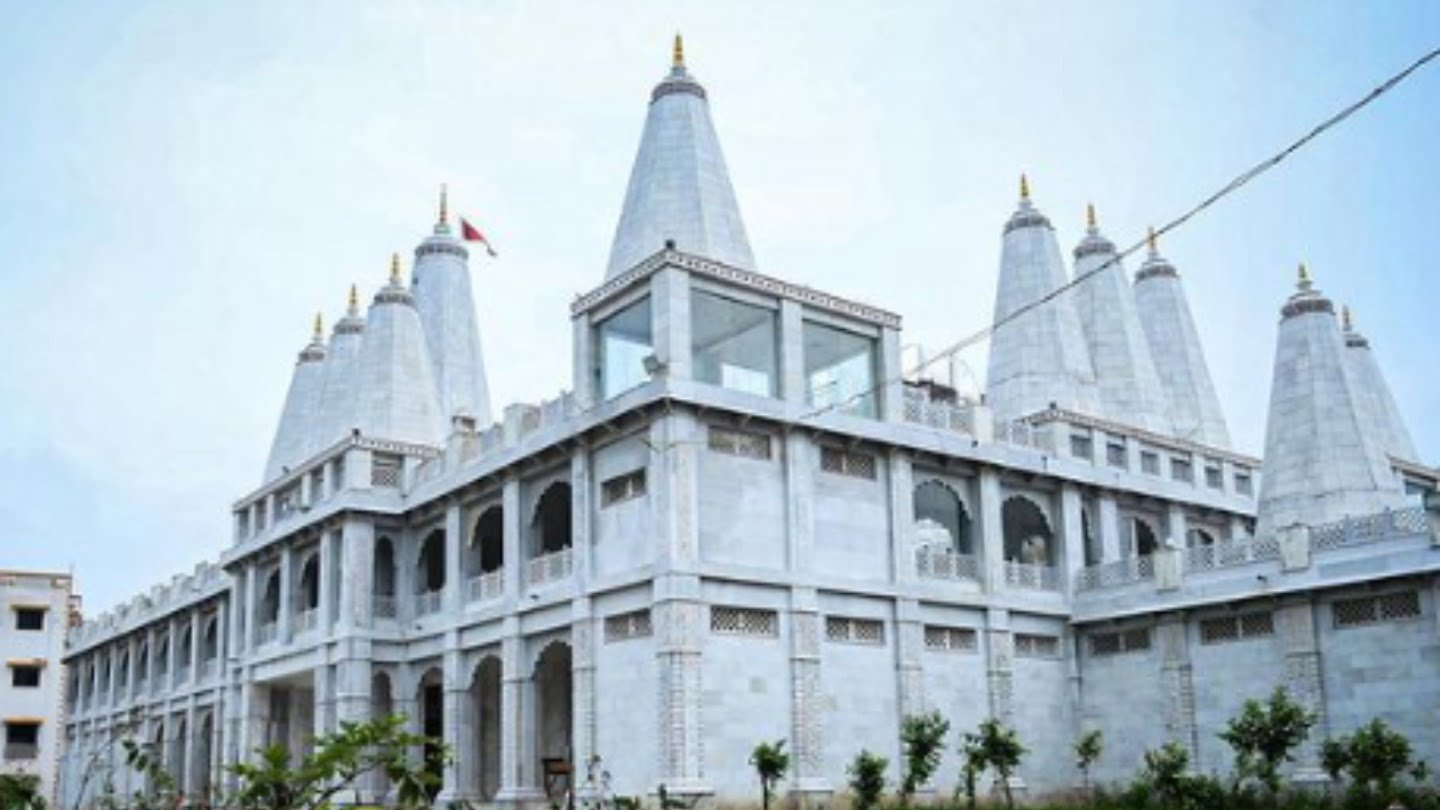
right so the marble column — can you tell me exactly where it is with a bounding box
[789,590,827,796]
[977,469,1004,591]
[1278,600,1329,784]
[1156,615,1198,760]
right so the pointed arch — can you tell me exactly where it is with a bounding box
[530,482,573,557]
[1002,494,1054,565]
[913,479,972,554]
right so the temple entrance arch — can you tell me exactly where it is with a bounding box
[470,656,503,800]
[417,667,445,801]
[532,641,573,800]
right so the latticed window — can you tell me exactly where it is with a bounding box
[371,453,402,488]
[600,469,646,507]
[710,606,779,638]
[1334,591,1421,628]
[1088,628,1148,657]
[820,447,877,480]
[825,616,885,646]
[1015,633,1060,659]
[603,609,653,643]
[707,427,773,460]
[923,625,977,653]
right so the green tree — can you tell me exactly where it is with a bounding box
[1343,718,1412,797]
[1217,686,1317,794]
[0,773,47,810]
[748,739,790,810]
[898,711,950,806]
[228,714,448,810]
[1140,742,1191,808]
[972,718,1026,810]
[846,750,887,810]
[956,736,985,810]
[1320,737,1351,785]
[1073,729,1104,796]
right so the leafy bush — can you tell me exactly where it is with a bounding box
[749,739,790,810]
[1074,729,1104,794]
[1218,686,1316,794]
[0,773,46,810]
[846,750,888,810]
[899,711,950,805]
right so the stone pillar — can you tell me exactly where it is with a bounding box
[984,608,1014,725]
[319,530,337,632]
[879,326,904,423]
[1156,615,1198,760]
[889,451,915,583]
[784,431,815,573]
[1098,494,1122,562]
[1165,504,1189,549]
[654,594,707,794]
[572,311,595,410]
[789,588,827,796]
[1059,484,1086,596]
[571,449,593,585]
[166,618,179,690]
[188,612,202,684]
[895,598,925,718]
[571,604,598,788]
[502,480,523,602]
[278,544,294,644]
[779,300,806,406]
[241,564,258,652]
[1277,600,1329,785]
[341,517,375,629]
[439,649,471,803]
[445,502,464,614]
[652,266,693,381]
[313,664,333,737]
[977,469,1004,591]
[495,626,539,803]
[182,702,198,796]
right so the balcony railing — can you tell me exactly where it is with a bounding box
[1075,555,1155,592]
[201,659,217,681]
[467,570,505,603]
[1183,536,1281,573]
[1310,506,1430,553]
[915,548,981,582]
[1002,560,1059,591]
[413,590,443,617]
[901,386,975,435]
[374,595,398,620]
[527,548,573,587]
[296,608,319,634]
[257,622,278,646]
[3,743,38,762]
[176,665,190,684]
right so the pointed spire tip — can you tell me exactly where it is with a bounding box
[348,283,359,312]
[390,253,402,285]
[1342,303,1353,331]
[438,183,448,226]
[1019,173,1030,201]
[1086,202,1097,228]
[672,32,684,68]
[312,312,323,341]
[1146,226,1158,254]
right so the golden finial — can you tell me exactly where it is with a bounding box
[312,312,324,341]
[1147,226,1158,253]
[390,253,402,285]
[1019,173,1030,201]
[438,184,448,226]
[1298,261,1309,284]
[347,283,358,312]
[1086,202,1097,228]
[1342,304,1353,331]
[673,33,684,68]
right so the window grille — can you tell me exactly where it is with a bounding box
[1171,457,1193,483]
[1333,590,1421,628]
[710,606,779,638]
[923,625,977,652]
[371,454,402,488]
[825,616,885,646]
[1015,633,1060,659]
[1201,612,1276,645]
[600,469,646,506]
[1088,628,1148,657]
[1239,611,1274,637]
[1070,433,1093,460]
[603,609,653,642]
[820,447,877,480]
[1140,451,1160,475]
[707,426,773,460]
[1106,442,1127,468]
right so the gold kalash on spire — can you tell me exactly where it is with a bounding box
[673,33,684,69]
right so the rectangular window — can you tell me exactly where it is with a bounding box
[803,321,878,418]
[710,606,779,638]
[1235,470,1253,496]
[1140,451,1160,475]
[600,469,646,507]
[1333,591,1422,628]
[691,290,778,397]
[923,625,978,653]
[14,608,45,632]
[596,296,654,400]
[603,609,653,643]
[1088,628,1149,657]
[3,722,39,761]
[707,427,772,460]
[1106,441,1127,469]
[1069,433,1093,461]
[819,447,877,480]
[1205,464,1224,489]
[825,616,885,646]
[1014,633,1060,659]
[370,454,402,489]
[10,665,41,689]
[1171,457,1193,483]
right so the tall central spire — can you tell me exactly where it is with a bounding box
[605,35,755,278]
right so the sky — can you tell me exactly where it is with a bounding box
[1,2,1437,614]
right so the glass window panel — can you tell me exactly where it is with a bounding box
[690,291,778,397]
[596,296,653,400]
[803,321,877,418]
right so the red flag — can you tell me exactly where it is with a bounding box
[460,217,497,257]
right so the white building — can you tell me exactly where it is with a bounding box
[2,568,77,805]
[59,38,1440,807]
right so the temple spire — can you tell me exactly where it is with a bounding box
[348,283,359,316]
[438,184,449,226]
[673,32,684,68]
[1340,303,1419,463]
[390,252,402,285]
[1019,173,1030,201]
[312,312,324,343]
[1086,202,1097,229]
[1146,226,1158,256]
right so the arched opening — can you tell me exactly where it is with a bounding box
[1002,495,1054,566]
[99,659,111,702]
[417,668,445,801]
[260,571,281,625]
[136,641,149,690]
[371,672,394,798]
[469,506,504,577]
[417,531,446,594]
[470,657,503,800]
[1082,506,1100,566]
[1186,528,1217,548]
[299,555,321,611]
[202,619,219,663]
[913,480,972,554]
[1125,517,1159,557]
[178,628,192,677]
[374,537,397,619]
[196,712,214,797]
[171,718,188,792]
[530,483,573,557]
[147,722,166,795]
[532,642,573,800]
[156,638,171,681]
[118,651,130,693]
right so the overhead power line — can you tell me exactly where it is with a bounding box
[792,44,1440,426]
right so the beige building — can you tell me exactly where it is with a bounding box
[1,569,77,804]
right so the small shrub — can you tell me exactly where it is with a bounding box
[1141,742,1191,808]
[1218,686,1316,794]
[1343,718,1412,797]
[974,718,1026,810]
[847,750,888,810]
[749,739,790,810]
[1074,729,1104,794]
[899,711,950,805]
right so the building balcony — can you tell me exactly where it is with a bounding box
[915,547,980,582]
[1075,555,1155,592]
[1002,560,1060,591]
[467,570,504,604]
[527,548,573,587]
[176,664,190,684]
[296,608,319,635]
[201,659,217,681]
[3,743,38,762]
[374,595,398,620]
[257,622,278,646]
[413,590,443,618]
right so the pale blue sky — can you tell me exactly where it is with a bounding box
[1,2,1437,612]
